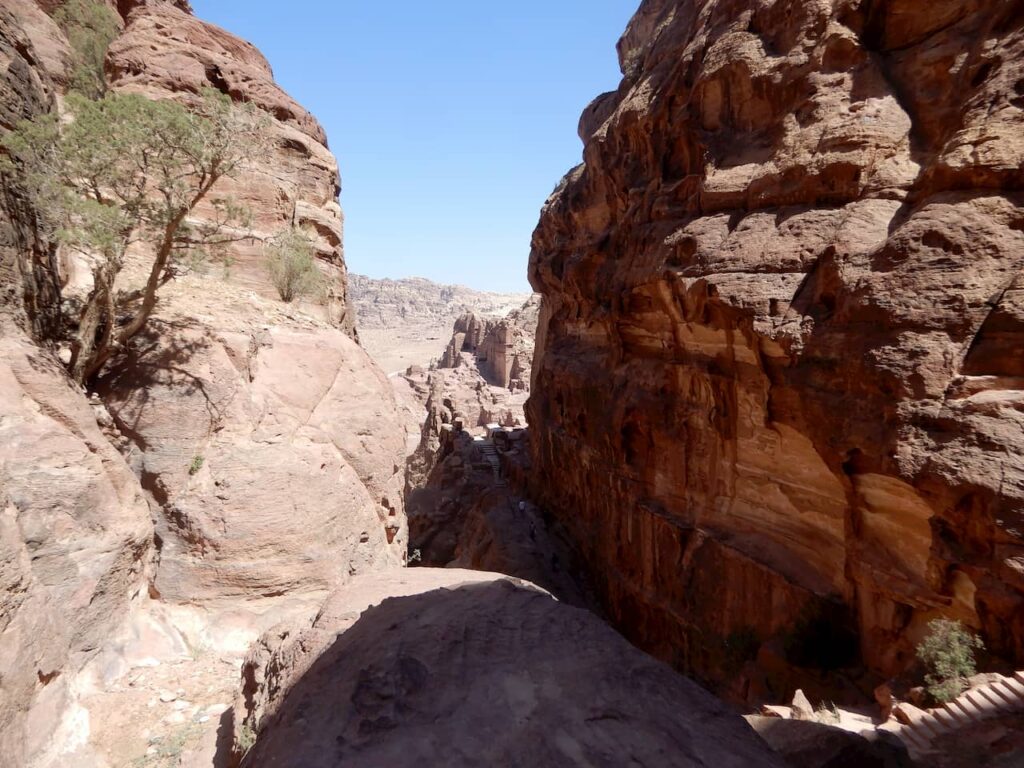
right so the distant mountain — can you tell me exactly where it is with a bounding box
[349,275,530,330]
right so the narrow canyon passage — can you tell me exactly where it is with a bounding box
[1,0,1023,767]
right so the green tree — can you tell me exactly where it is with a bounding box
[916,618,984,703]
[265,227,324,303]
[2,89,271,383]
[53,0,121,100]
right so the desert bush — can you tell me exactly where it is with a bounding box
[917,618,983,703]
[265,227,323,303]
[2,89,270,383]
[53,0,120,99]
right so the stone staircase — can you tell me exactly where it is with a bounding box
[475,439,505,487]
[892,672,1024,756]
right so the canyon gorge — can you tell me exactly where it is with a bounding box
[1,0,1023,766]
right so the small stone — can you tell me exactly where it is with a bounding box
[159,691,177,703]
[791,689,814,721]
[894,702,927,726]
[874,682,895,721]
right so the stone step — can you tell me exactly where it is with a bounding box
[913,713,946,738]
[949,696,983,720]
[987,681,1018,707]
[1015,671,1024,687]
[976,686,1006,710]
[898,726,929,751]
[999,676,1024,702]
[930,708,958,730]
[965,689,999,715]
[941,701,971,725]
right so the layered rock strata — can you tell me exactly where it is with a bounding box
[528,0,1024,698]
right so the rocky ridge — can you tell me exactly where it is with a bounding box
[349,273,530,373]
[527,0,1024,701]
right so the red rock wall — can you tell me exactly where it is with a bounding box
[527,0,1024,696]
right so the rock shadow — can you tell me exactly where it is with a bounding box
[238,579,788,768]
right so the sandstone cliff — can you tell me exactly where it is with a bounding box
[528,0,1024,699]
[0,2,406,763]
[438,294,540,391]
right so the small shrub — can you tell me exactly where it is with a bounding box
[917,618,983,703]
[265,228,323,303]
[237,723,256,755]
[188,455,204,475]
[53,0,120,100]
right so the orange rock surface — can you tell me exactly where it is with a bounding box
[527,0,1024,696]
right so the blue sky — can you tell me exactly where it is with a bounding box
[190,1,637,292]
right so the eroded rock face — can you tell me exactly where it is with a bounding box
[106,2,355,333]
[0,2,63,339]
[528,0,1024,696]
[88,1,410,614]
[96,311,407,608]
[0,325,153,766]
[349,274,530,373]
[439,295,540,391]
[235,569,788,768]
[0,2,409,762]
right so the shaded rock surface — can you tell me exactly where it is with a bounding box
[527,0,1024,699]
[235,569,789,768]
[748,717,913,768]
[408,426,590,606]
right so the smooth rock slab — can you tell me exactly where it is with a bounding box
[236,569,787,768]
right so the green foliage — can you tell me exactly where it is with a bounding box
[237,723,256,755]
[188,455,204,475]
[917,619,984,703]
[2,89,270,382]
[53,0,120,100]
[130,722,203,767]
[265,227,324,303]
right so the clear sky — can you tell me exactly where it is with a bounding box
[190,1,637,292]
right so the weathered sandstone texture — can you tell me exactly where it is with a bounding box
[0,2,408,763]
[107,1,356,333]
[0,324,154,767]
[528,0,1024,697]
[234,569,788,768]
